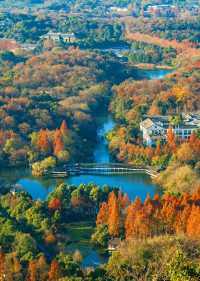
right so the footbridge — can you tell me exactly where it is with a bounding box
[49,163,158,178]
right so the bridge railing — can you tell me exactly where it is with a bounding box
[64,163,157,174]
[79,163,152,169]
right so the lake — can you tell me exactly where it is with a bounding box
[1,115,158,201]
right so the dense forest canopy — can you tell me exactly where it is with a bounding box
[0,12,124,46]
[0,48,133,166]
[0,1,200,280]
[126,15,200,44]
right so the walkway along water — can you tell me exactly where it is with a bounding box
[48,163,158,178]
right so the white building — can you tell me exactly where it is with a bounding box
[145,4,177,17]
[109,6,129,14]
[40,31,76,43]
[140,114,200,146]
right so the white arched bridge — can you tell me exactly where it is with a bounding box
[48,163,158,178]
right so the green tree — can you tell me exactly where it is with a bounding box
[15,233,38,262]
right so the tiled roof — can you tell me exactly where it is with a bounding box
[140,118,154,129]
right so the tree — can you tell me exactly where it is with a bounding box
[96,202,108,225]
[125,203,136,239]
[57,150,70,163]
[48,260,60,281]
[189,131,200,156]
[54,129,64,156]
[38,255,48,281]
[155,141,161,156]
[0,251,6,281]
[189,131,198,146]
[125,197,143,239]
[91,224,109,247]
[48,198,61,211]
[176,143,195,164]
[186,204,200,238]
[37,129,50,153]
[155,164,200,194]
[26,260,36,281]
[11,253,22,281]
[44,233,56,244]
[175,204,191,235]
[32,156,56,177]
[60,120,68,136]
[107,192,120,237]
[132,208,151,238]
[118,192,130,209]
[166,127,176,151]
[144,194,154,215]
[15,233,37,262]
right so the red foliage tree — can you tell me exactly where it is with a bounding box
[48,260,60,281]
[0,251,5,280]
[125,197,142,239]
[60,120,68,136]
[120,193,130,209]
[48,198,61,211]
[107,192,120,237]
[166,127,176,151]
[38,255,48,281]
[54,129,64,156]
[37,129,49,153]
[186,204,200,238]
[26,260,37,281]
[96,202,108,225]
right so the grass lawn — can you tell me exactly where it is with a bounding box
[63,221,96,256]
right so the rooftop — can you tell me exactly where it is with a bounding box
[141,114,200,130]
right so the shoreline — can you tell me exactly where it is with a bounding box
[133,63,174,70]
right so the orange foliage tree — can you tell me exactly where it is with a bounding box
[96,188,200,240]
[54,129,64,156]
[166,127,176,152]
[26,260,37,281]
[37,129,50,153]
[107,192,120,237]
[186,204,200,238]
[96,202,108,225]
[48,198,61,211]
[0,251,5,280]
[60,120,68,136]
[48,260,60,281]
[38,255,48,281]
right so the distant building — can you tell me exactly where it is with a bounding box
[140,113,200,146]
[40,31,76,43]
[144,4,177,17]
[186,4,200,16]
[109,6,129,16]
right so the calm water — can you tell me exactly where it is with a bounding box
[0,67,170,267]
[137,68,173,80]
